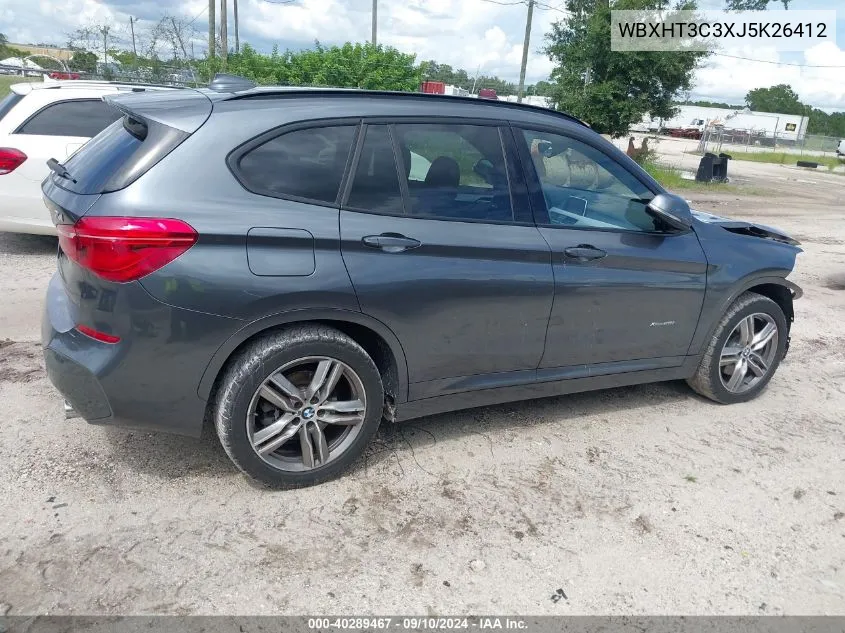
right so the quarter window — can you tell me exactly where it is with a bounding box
[394,124,513,223]
[521,129,658,232]
[236,125,357,204]
[16,100,122,137]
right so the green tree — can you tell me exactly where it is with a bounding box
[725,0,790,9]
[532,80,554,96]
[196,42,422,92]
[745,84,805,115]
[69,50,98,73]
[544,0,707,137]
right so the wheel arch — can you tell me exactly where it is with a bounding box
[198,309,409,407]
[690,274,801,356]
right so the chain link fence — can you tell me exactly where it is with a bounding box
[697,127,843,159]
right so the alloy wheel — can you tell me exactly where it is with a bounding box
[719,313,779,394]
[246,356,367,471]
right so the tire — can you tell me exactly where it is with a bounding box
[214,324,384,488]
[687,292,788,404]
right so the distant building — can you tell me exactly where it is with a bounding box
[501,95,553,109]
[631,105,810,142]
[9,43,74,62]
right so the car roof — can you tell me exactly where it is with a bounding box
[10,80,181,97]
[214,86,589,129]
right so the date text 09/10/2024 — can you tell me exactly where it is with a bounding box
[306,618,529,630]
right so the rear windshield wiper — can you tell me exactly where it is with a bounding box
[47,158,77,183]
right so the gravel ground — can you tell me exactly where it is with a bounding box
[1,157,843,616]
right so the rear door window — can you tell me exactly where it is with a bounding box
[346,125,404,214]
[394,123,514,223]
[16,100,122,137]
[234,125,357,205]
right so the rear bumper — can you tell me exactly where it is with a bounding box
[0,184,58,235]
[41,271,241,437]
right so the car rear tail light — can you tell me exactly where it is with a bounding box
[0,148,27,174]
[57,217,197,282]
[76,324,121,344]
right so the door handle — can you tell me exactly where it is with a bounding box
[362,234,421,253]
[563,244,607,261]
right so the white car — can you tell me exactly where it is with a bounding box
[0,80,174,235]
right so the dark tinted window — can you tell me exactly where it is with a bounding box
[0,93,24,123]
[521,129,657,232]
[237,125,356,204]
[58,116,187,194]
[17,100,122,137]
[394,124,513,223]
[346,125,403,214]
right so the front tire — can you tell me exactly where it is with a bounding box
[214,325,384,487]
[687,292,788,404]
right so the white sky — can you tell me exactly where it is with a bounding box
[2,0,843,110]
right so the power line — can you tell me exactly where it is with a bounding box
[187,5,209,26]
[710,52,845,68]
[533,1,570,14]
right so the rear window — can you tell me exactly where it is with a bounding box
[16,100,122,137]
[0,92,24,123]
[55,115,188,194]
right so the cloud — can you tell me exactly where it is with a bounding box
[692,41,845,110]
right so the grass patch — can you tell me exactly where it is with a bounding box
[705,150,843,172]
[0,75,41,97]
[640,160,754,193]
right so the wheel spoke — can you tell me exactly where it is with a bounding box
[305,360,344,404]
[720,346,743,366]
[751,322,777,351]
[747,352,768,377]
[266,373,303,409]
[259,384,296,413]
[726,357,748,391]
[299,424,316,468]
[309,421,329,464]
[318,399,365,425]
[253,414,300,455]
[738,316,754,346]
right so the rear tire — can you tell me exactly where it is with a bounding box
[214,324,384,488]
[687,292,788,404]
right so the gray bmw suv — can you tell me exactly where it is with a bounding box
[41,76,802,487]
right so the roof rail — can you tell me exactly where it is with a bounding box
[226,88,590,128]
[209,73,257,93]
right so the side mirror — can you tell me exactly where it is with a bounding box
[646,192,693,231]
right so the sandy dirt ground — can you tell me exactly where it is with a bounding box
[1,153,844,616]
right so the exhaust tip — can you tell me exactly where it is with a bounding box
[64,400,80,420]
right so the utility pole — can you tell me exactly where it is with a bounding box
[516,0,534,103]
[129,17,137,63]
[100,25,110,67]
[220,0,228,64]
[234,0,240,53]
[371,0,377,46]
[208,0,216,58]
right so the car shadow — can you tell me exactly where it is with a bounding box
[0,231,57,255]
[353,380,693,476]
[100,380,694,484]
[100,421,237,481]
